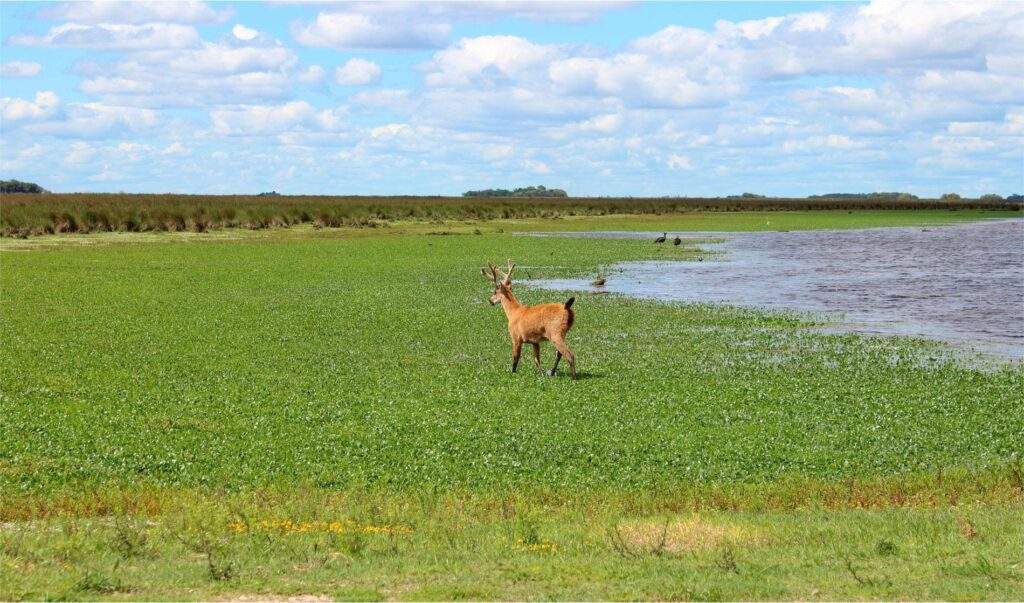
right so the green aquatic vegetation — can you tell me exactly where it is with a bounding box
[1,224,1021,495]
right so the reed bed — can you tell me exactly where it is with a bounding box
[1,192,1018,237]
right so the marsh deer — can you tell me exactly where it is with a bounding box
[481,260,576,379]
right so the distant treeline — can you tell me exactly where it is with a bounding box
[1,180,47,194]
[463,185,568,197]
[809,192,918,200]
[2,193,1020,237]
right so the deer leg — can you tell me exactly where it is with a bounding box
[532,343,542,370]
[511,340,522,373]
[551,339,576,380]
[548,352,561,377]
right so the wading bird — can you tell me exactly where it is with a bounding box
[591,274,606,286]
[482,260,577,379]
[654,232,667,243]
[673,236,682,246]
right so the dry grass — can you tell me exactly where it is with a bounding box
[2,192,1018,237]
[610,515,764,555]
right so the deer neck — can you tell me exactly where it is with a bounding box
[498,287,522,317]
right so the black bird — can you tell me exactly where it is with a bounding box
[654,232,667,243]
[673,236,682,246]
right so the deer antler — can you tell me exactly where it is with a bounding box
[503,259,516,284]
[482,262,500,285]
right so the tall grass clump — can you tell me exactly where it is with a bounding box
[2,192,1019,237]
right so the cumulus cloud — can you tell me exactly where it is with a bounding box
[335,58,381,86]
[290,2,627,51]
[75,42,303,106]
[10,23,201,50]
[424,35,557,87]
[1,91,60,123]
[481,143,514,160]
[64,141,95,165]
[0,61,42,77]
[297,65,326,84]
[210,101,346,135]
[523,158,551,174]
[232,24,259,41]
[27,102,158,138]
[666,154,694,170]
[350,88,416,112]
[43,1,229,24]
[161,141,191,156]
[293,12,450,49]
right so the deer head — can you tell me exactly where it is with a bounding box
[480,260,515,306]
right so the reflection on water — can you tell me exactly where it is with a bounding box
[529,219,1024,359]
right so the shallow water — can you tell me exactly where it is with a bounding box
[529,219,1024,359]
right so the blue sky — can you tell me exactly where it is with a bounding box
[1,1,1021,196]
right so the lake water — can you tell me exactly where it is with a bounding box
[528,219,1024,359]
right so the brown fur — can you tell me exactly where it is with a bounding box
[482,261,576,379]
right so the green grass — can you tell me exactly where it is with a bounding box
[1,210,1022,599]
[3,492,1022,600]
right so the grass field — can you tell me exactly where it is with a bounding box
[1,210,1022,600]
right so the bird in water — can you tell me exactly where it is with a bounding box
[591,274,606,287]
[654,232,667,243]
[673,236,682,246]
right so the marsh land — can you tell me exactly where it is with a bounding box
[1,209,1022,600]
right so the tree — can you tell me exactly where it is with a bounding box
[0,179,47,193]
[979,194,1003,201]
[940,192,962,201]
[463,185,568,198]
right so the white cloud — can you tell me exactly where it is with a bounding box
[417,1,629,24]
[0,61,42,77]
[76,42,301,106]
[11,23,201,50]
[116,142,149,161]
[0,91,60,122]
[351,88,415,112]
[28,102,158,138]
[912,70,1024,104]
[232,24,258,41]
[44,1,229,24]
[629,26,711,57]
[666,154,693,170]
[370,123,415,139]
[293,12,450,50]
[1,143,46,170]
[210,101,346,135]
[290,2,626,52]
[335,58,381,86]
[781,134,864,153]
[64,141,95,165]
[524,158,550,174]
[481,143,514,161]
[424,35,556,87]
[297,65,325,84]
[161,141,191,156]
[550,53,738,108]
